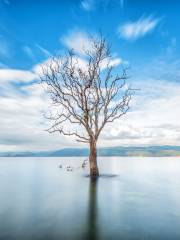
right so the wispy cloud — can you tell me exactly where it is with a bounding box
[81,0,124,11]
[23,44,51,61]
[35,44,51,57]
[118,16,160,40]
[100,57,123,69]
[23,45,36,61]
[0,69,36,84]
[81,0,94,11]
[61,30,92,55]
[0,68,38,98]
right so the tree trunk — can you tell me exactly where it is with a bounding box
[89,139,99,178]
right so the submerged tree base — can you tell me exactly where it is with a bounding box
[90,167,99,178]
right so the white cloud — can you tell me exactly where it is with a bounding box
[100,57,123,69]
[61,30,92,55]
[0,68,77,152]
[33,55,88,77]
[1,68,180,152]
[0,69,37,83]
[1,65,180,151]
[34,52,123,80]
[118,16,160,40]
[99,78,180,147]
[0,69,37,100]
[0,64,88,152]
[1,38,180,152]
[61,30,123,68]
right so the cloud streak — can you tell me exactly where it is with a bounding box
[81,0,94,11]
[0,69,37,83]
[81,0,125,11]
[118,16,160,40]
[23,46,36,61]
[35,44,51,57]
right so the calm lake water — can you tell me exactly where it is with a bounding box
[0,157,180,240]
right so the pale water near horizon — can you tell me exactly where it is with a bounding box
[0,157,180,240]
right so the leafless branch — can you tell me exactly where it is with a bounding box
[40,35,133,144]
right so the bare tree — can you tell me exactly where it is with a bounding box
[40,35,132,178]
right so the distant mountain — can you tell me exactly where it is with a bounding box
[1,146,180,157]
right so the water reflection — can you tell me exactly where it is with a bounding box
[87,178,98,240]
[1,157,180,239]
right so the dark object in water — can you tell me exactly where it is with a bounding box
[59,164,62,169]
[82,159,88,168]
[66,166,73,171]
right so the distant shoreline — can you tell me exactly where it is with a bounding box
[1,146,180,157]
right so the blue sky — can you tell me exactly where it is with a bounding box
[1,0,180,68]
[0,0,180,152]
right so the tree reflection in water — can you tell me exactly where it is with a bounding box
[86,178,99,240]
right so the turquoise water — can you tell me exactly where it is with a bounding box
[0,157,180,239]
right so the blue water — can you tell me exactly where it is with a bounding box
[0,157,180,240]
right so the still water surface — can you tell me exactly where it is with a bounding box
[0,157,180,240]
